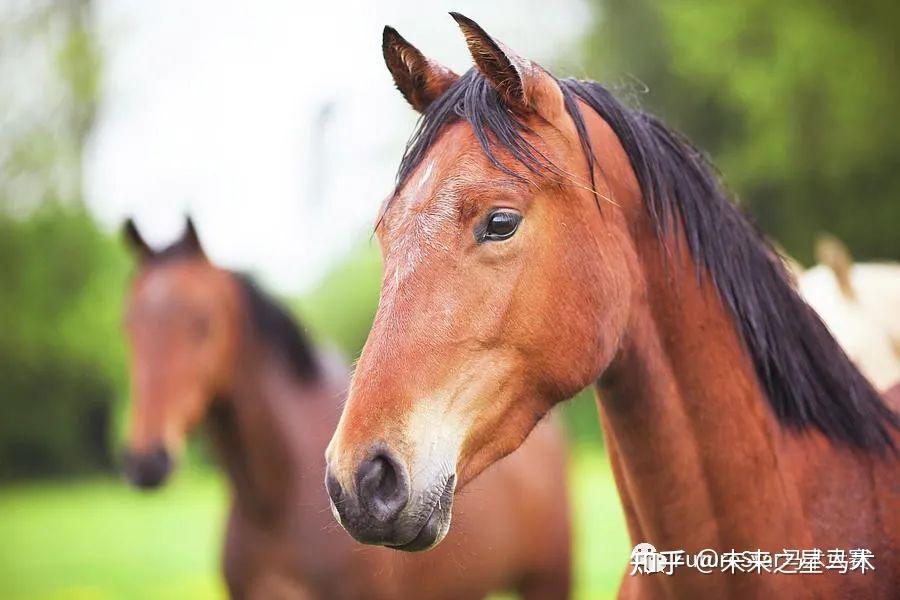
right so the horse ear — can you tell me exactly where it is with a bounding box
[383,26,458,113]
[123,218,153,261]
[451,13,564,119]
[181,216,205,256]
[815,233,855,300]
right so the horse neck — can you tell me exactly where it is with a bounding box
[596,231,816,562]
[206,322,322,523]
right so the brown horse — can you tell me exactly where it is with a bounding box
[121,218,570,599]
[325,14,900,599]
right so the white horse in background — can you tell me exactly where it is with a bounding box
[796,234,900,391]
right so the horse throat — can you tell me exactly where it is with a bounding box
[595,243,815,594]
[206,332,305,523]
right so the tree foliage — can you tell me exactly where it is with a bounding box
[0,1,128,479]
[0,205,129,478]
[584,0,900,263]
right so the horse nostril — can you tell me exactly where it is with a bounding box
[325,470,344,504]
[357,452,409,521]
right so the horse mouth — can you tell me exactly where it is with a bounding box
[389,474,455,552]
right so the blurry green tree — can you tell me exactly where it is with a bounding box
[583,0,900,264]
[0,1,129,478]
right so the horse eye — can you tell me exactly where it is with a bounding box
[478,210,522,243]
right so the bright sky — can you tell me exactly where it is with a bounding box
[85,1,589,292]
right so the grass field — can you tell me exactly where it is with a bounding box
[0,448,630,599]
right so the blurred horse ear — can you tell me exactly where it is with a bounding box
[383,26,458,113]
[181,216,205,256]
[123,218,153,261]
[816,233,855,300]
[451,13,564,120]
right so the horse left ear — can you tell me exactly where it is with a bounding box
[451,12,564,119]
[383,26,459,113]
[123,217,153,261]
[181,216,205,256]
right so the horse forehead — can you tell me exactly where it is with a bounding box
[134,262,214,311]
[387,167,472,253]
[393,159,442,218]
[395,134,484,211]
[135,269,180,310]
[383,119,552,254]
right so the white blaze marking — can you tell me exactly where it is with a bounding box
[413,159,436,197]
[404,385,477,493]
[142,273,177,310]
[380,160,455,304]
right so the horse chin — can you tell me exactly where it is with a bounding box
[390,479,455,552]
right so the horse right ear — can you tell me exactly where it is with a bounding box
[383,26,458,113]
[123,218,153,261]
[815,232,856,300]
[451,13,566,122]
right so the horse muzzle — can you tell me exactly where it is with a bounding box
[122,444,173,489]
[325,444,456,552]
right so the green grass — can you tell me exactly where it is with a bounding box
[570,449,630,597]
[0,471,228,600]
[0,449,629,599]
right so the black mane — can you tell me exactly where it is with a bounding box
[395,68,899,452]
[235,275,319,382]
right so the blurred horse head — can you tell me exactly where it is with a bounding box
[121,218,241,488]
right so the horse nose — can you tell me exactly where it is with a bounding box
[356,452,410,522]
[123,445,172,489]
[325,446,412,543]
